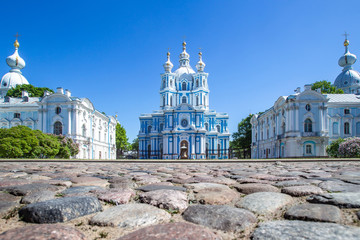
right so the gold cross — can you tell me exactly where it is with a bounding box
[343,32,349,40]
[14,32,21,40]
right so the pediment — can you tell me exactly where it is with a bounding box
[297,91,326,101]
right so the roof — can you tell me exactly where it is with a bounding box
[325,94,360,103]
[0,97,40,106]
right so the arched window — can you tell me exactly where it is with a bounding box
[54,121,62,135]
[148,125,152,133]
[170,80,173,87]
[333,122,339,135]
[55,107,61,115]
[304,119,312,132]
[216,125,221,133]
[196,96,199,106]
[182,96,187,104]
[182,82,187,91]
[205,123,209,131]
[344,122,350,134]
[159,123,164,131]
[203,96,206,106]
[82,124,86,137]
[163,95,165,106]
[196,79,199,87]
[99,131,101,141]
[170,95,173,106]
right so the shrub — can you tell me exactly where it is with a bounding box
[326,138,345,157]
[338,137,360,158]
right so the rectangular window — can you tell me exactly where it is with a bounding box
[306,144,312,154]
[344,109,350,114]
[14,113,20,118]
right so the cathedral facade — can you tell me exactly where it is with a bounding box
[251,38,360,158]
[138,42,230,159]
[0,39,117,159]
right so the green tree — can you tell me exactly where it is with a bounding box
[116,123,129,158]
[0,126,39,158]
[6,84,54,98]
[231,114,253,159]
[0,126,79,159]
[31,130,60,158]
[130,138,139,152]
[311,80,344,94]
[326,138,345,157]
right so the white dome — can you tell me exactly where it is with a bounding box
[334,68,360,89]
[338,52,356,67]
[1,71,29,89]
[0,40,29,96]
[174,65,195,75]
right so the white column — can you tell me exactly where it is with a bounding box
[67,108,72,135]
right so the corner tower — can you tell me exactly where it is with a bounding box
[0,37,29,97]
[334,36,360,93]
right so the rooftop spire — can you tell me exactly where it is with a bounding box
[343,32,350,53]
[14,32,20,49]
[196,49,206,72]
[338,33,356,69]
[6,35,26,72]
[179,41,190,67]
[163,50,173,73]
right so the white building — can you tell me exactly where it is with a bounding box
[138,42,230,159]
[251,38,360,158]
[0,39,117,159]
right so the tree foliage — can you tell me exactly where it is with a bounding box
[130,138,139,152]
[326,138,345,157]
[6,84,54,98]
[311,81,344,94]
[116,123,129,158]
[0,126,79,159]
[231,114,253,158]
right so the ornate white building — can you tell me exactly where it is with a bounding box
[0,39,117,159]
[251,38,360,158]
[138,42,230,159]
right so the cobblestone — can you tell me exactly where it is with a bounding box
[0,161,360,239]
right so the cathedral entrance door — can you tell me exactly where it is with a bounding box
[180,140,189,159]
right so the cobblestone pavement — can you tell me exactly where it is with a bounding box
[0,161,360,240]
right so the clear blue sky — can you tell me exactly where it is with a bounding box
[1,0,360,141]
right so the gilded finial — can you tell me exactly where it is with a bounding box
[343,32,350,46]
[14,40,20,48]
[182,41,186,51]
[14,32,20,48]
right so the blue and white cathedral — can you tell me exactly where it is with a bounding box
[138,42,230,159]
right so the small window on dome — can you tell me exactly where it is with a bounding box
[3,82,7,87]
[55,107,61,115]
[344,81,348,85]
